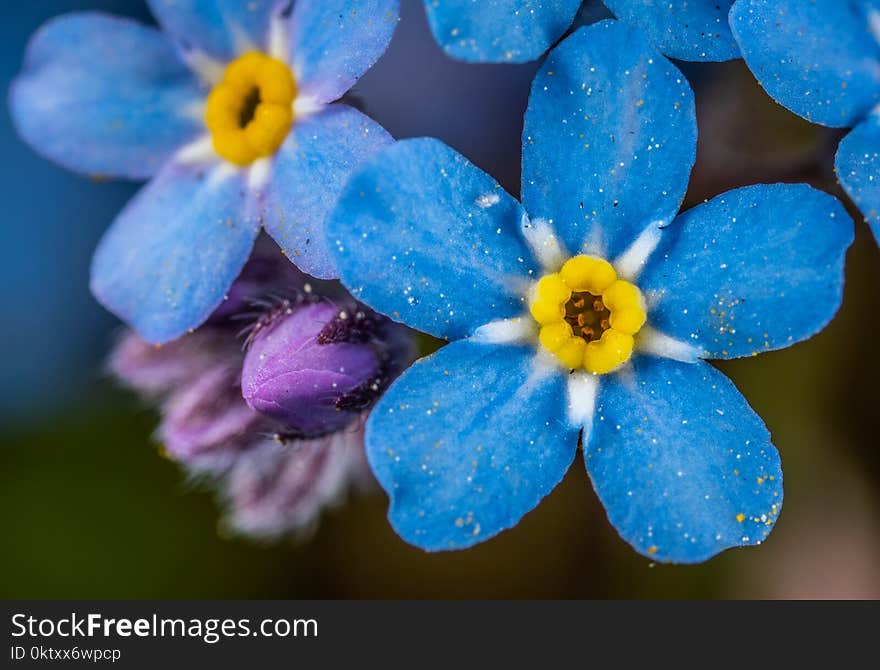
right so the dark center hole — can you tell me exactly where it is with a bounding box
[565,291,610,342]
[238,86,262,128]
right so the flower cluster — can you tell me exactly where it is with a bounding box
[110,244,414,536]
[9,1,870,563]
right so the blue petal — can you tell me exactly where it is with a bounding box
[603,0,738,61]
[587,357,783,563]
[147,0,276,61]
[521,21,696,261]
[424,0,582,64]
[261,105,393,280]
[327,138,536,340]
[9,12,203,180]
[90,162,260,344]
[289,0,399,104]
[640,184,854,360]
[730,0,880,127]
[836,115,880,244]
[367,339,579,551]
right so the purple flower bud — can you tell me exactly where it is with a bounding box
[109,330,231,395]
[241,301,400,438]
[107,241,415,537]
[159,364,265,469]
[223,426,373,538]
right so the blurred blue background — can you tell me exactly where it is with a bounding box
[1,0,879,598]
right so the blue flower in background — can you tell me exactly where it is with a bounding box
[327,20,854,562]
[731,0,880,244]
[424,0,739,63]
[9,0,398,344]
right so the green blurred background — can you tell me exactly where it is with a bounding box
[2,1,879,599]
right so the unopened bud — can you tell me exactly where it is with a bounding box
[241,301,407,437]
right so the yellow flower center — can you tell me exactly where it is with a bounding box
[529,255,647,374]
[205,52,296,166]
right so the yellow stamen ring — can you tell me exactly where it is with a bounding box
[205,52,296,166]
[530,255,647,374]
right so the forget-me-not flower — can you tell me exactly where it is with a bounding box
[327,20,854,562]
[10,0,399,343]
[424,0,739,63]
[731,0,880,244]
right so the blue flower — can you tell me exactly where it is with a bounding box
[730,0,880,245]
[326,20,854,563]
[424,0,739,63]
[9,0,399,344]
